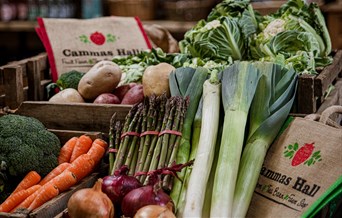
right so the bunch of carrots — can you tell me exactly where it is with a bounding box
[0,135,108,213]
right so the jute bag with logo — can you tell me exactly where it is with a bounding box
[247,105,342,218]
[36,16,152,82]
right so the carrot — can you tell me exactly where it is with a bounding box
[67,154,95,181]
[39,162,71,186]
[45,170,77,193]
[11,185,42,212]
[58,136,78,164]
[87,139,108,165]
[12,171,41,195]
[69,135,93,163]
[28,183,59,211]
[0,185,41,212]
[92,138,108,150]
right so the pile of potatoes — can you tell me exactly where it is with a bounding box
[49,60,176,105]
[49,61,144,105]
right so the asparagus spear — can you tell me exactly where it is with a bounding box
[124,106,143,171]
[108,113,117,175]
[112,103,141,173]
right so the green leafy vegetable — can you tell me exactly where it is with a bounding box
[232,62,298,217]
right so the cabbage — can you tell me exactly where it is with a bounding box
[250,0,332,74]
[179,0,259,62]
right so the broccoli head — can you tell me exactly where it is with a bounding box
[0,114,61,178]
[57,70,85,90]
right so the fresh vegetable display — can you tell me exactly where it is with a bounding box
[0,134,108,213]
[1,0,336,217]
[0,114,61,202]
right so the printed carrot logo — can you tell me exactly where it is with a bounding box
[79,31,117,45]
[284,142,322,166]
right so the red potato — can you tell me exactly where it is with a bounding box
[121,84,144,105]
[94,93,121,104]
[112,83,137,101]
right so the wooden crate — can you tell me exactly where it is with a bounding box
[0,53,51,109]
[1,50,341,115]
[295,50,342,114]
[15,101,131,135]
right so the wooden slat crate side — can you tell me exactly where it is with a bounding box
[0,213,28,218]
[15,101,131,133]
[314,50,342,97]
[4,66,24,110]
[50,129,104,145]
[0,53,51,109]
[296,74,316,114]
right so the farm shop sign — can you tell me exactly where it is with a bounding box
[256,165,321,210]
[36,16,151,82]
[62,48,143,57]
[61,49,143,66]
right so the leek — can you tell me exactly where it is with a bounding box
[175,97,203,217]
[183,71,221,217]
[169,67,208,210]
[211,62,261,217]
[232,62,298,217]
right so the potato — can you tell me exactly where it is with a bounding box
[49,88,85,103]
[142,63,175,97]
[93,93,121,104]
[121,84,144,105]
[112,83,137,101]
[78,60,122,100]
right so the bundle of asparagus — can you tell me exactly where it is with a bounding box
[108,94,188,188]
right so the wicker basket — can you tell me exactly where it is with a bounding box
[107,0,156,20]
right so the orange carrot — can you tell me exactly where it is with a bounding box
[12,171,41,195]
[45,170,77,193]
[39,162,71,186]
[28,183,59,211]
[11,185,42,212]
[0,185,41,212]
[58,137,78,164]
[69,135,93,163]
[67,154,95,181]
[92,138,108,150]
[87,140,107,165]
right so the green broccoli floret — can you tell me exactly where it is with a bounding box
[56,70,85,90]
[0,114,61,178]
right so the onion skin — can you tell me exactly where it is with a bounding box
[121,184,173,218]
[134,205,176,218]
[102,166,142,204]
[67,179,114,218]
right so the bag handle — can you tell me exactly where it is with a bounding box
[319,105,342,124]
[304,105,342,129]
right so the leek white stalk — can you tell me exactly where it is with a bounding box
[232,62,297,217]
[210,62,261,217]
[183,71,221,218]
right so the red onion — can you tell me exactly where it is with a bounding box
[120,161,194,218]
[121,179,173,218]
[101,165,142,204]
